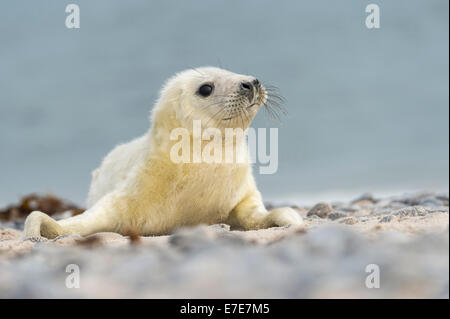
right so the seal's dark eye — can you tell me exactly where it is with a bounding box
[198,84,213,97]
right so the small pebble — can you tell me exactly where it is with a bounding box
[351,193,375,204]
[339,217,358,225]
[307,202,334,218]
[328,211,347,221]
[379,215,394,223]
[419,198,444,207]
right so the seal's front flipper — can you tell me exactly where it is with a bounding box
[226,194,303,230]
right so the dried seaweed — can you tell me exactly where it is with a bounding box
[0,193,84,222]
[124,227,141,245]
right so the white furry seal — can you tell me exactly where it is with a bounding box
[24,67,302,239]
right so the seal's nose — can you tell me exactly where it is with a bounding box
[239,81,255,102]
[240,81,253,91]
[240,79,260,91]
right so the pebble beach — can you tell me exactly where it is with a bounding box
[0,192,448,298]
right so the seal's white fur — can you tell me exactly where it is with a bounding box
[24,67,302,239]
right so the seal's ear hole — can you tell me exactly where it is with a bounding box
[197,83,214,97]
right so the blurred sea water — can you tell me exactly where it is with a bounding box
[0,0,448,206]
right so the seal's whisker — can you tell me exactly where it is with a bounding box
[263,83,280,90]
[238,111,245,130]
[233,113,239,130]
[206,108,226,127]
[199,100,226,111]
[189,66,205,76]
[266,98,286,112]
[264,87,281,93]
[266,93,286,103]
[262,99,286,124]
[266,97,282,105]
[185,101,224,121]
[261,81,288,123]
[208,107,232,130]
[242,107,251,125]
[265,88,285,98]
[262,105,276,123]
[266,103,287,118]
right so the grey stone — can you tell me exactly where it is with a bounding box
[379,215,394,223]
[392,206,429,217]
[328,211,347,220]
[307,202,334,218]
[419,197,445,207]
[351,192,375,204]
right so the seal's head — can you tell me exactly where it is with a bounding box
[156,67,283,131]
